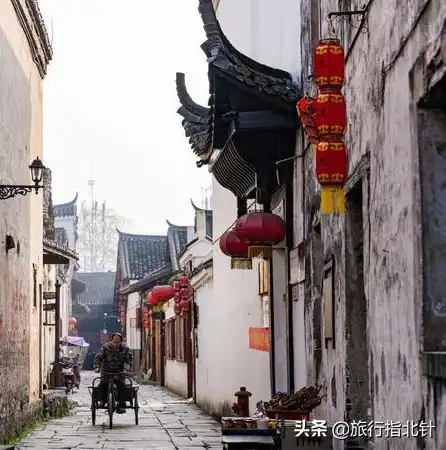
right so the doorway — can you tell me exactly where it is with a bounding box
[344,179,369,422]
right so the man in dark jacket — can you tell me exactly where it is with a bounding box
[93,333,133,414]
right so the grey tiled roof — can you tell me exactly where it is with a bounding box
[117,231,169,280]
[176,0,301,168]
[116,223,190,294]
[198,0,300,103]
[74,271,116,306]
[53,193,78,218]
[176,72,212,160]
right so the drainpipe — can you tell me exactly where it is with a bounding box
[286,173,295,393]
[264,198,276,397]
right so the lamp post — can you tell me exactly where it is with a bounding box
[0,157,45,200]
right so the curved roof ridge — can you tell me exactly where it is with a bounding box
[166,218,188,229]
[53,192,78,209]
[198,0,297,83]
[190,198,212,212]
[175,72,212,159]
[116,228,167,239]
[176,73,209,116]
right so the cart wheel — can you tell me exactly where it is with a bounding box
[134,397,139,425]
[108,391,114,429]
[91,401,96,426]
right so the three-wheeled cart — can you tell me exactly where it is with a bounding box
[88,373,139,429]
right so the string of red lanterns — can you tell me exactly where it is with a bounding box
[297,37,348,215]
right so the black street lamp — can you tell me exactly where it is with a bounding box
[0,157,45,200]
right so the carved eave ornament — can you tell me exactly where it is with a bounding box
[10,0,53,78]
[176,0,302,202]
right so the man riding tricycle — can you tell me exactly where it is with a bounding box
[89,333,139,428]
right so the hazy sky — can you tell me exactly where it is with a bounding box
[38,0,211,234]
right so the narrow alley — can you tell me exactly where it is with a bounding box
[16,372,222,450]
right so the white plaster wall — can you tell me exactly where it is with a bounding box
[59,282,69,338]
[216,0,304,399]
[126,291,141,351]
[192,274,216,409]
[179,239,212,269]
[0,0,45,404]
[204,178,270,415]
[164,300,188,398]
[42,265,57,387]
[216,0,301,79]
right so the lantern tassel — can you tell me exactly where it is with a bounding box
[320,187,345,214]
[247,246,272,260]
[230,258,252,270]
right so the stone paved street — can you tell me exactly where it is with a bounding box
[17,372,222,450]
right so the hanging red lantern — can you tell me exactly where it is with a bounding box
[296,97,319,145]
[173,281,181,291]
[311,37,348,215]
[219,229,252,270]
[180,299,190,313]
[174,302,181,316]
[147,291,159,306]
[180,287,190,300]
[311,93,346,138]
[68,317,77,327]
[314,38,345,91]
[178,274,189,287]
[152,285,175,302]
[316,140,348,213]
[174,291,181,303]
[235,212,286,259]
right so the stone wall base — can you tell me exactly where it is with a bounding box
[0,390,71,445]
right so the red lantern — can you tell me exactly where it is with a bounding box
[180,299,190,313]
[180,287,190,300]
[68,317,77,327]
[174,291,181,303]
[179,274,189,287]
[173,281,181,291]
[314,38,345,91]
[235,212,286,259]
[219,229,252,270]
[147,291,159,306]
[174,303,181,316]
[315,140,348,214]
[311,93,346,138]
[296,97,319,145]
[152,285,175,302]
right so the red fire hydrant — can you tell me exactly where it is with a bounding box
[232,386,252,417]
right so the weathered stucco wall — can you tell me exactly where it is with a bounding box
[0,0,45,441]
[300,0,446,448]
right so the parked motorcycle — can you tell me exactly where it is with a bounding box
[61,362,76,394]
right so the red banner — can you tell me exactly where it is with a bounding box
[249,327,270,352]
